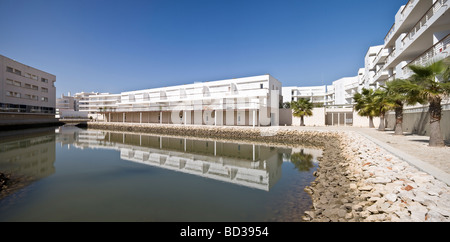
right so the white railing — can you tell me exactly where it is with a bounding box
[401,0,448,47]
[384,24,396,44]
[402,33,450,76]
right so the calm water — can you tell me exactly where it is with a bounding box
[0,126,321,222]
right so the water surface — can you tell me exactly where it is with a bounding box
[0,126,321,222]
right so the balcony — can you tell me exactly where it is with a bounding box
[372,68,389,84]
[401,0,448,50]
[373,48,389,65]
[402,33,450,77]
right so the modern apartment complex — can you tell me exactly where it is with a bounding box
[0,54,57,126]
[84,74,282,126]
[283,75,360,107]
[363,0,450,88]
[284,0,450,127]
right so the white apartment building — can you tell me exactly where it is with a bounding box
[282,85,333,106]
[364,0,450,87]
[88,74,282,126]
[0,54,57,125]
[282,75,360,107]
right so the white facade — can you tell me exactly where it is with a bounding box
[332,76,360,106]
[283,76,359,107]
[282,85,332,106]
[365,0,450,88]
[88,74,282,126]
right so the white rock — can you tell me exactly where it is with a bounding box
[385,193,398,203]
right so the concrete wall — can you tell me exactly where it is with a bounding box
[386,109,450,141]
[353,111,381,128]
[59,110,88,119]
[292,107,326,127]
[279,108,292,126]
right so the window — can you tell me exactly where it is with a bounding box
[6,79,20,86]
[6,66,13,73]
[42,87,48,93]
[14,69,21,75]
[41,97,48,102]
[41,78,48,83]
[6,91,21,98]
[24,83,32,89]
[260,84,263,89]
[32,85,38,90]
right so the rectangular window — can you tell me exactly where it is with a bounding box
[260,84,263,89]
[24,83,32,89]
[25,73,38,81]
[6,79,13,85]
[41,78,48,83]
[6,66,13,73]
[42,87,48,93]
[6,91,21,98]
[14,69,21,75]
[41,97,48,102]
[32,85,39,90]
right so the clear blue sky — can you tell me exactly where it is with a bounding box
[0,0,407,97]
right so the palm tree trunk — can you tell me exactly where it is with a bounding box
[378,112,385,131]
[369,116,374,128]
[300,116,305,126]
[428,97,444,147]
[394,105,403,135]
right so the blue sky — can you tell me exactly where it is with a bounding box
[0,0,407,97]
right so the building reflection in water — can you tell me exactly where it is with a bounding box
[62,128,322,191]
[0,128,56,182]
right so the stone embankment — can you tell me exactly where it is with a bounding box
[303,131,450,222]
[87,122,450,222]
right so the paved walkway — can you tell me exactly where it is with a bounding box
[278,125,450,186]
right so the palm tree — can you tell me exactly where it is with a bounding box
[353,88,378,128]
[382,79,413,135]
[404,60,450,147]
[291,98,313,126]
[373,88,395,131]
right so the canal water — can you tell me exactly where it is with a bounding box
[0,126,321,222]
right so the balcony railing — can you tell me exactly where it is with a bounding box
[386,48,396,65]
[401,0,448,47]
[402,33,450,77]
[384,24,396,44]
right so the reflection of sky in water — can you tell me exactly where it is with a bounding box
[0,126,321,222]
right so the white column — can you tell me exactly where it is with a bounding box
[252,144,255,161]
[160,112,162,124]
[344,113,347,126]
[108,113,111,123]
[123,113,125,123]
[338,113,340,126]
[214,110,217,126]
[252,110,256,127]
[184,111,187,125]
[140,112,142,124]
